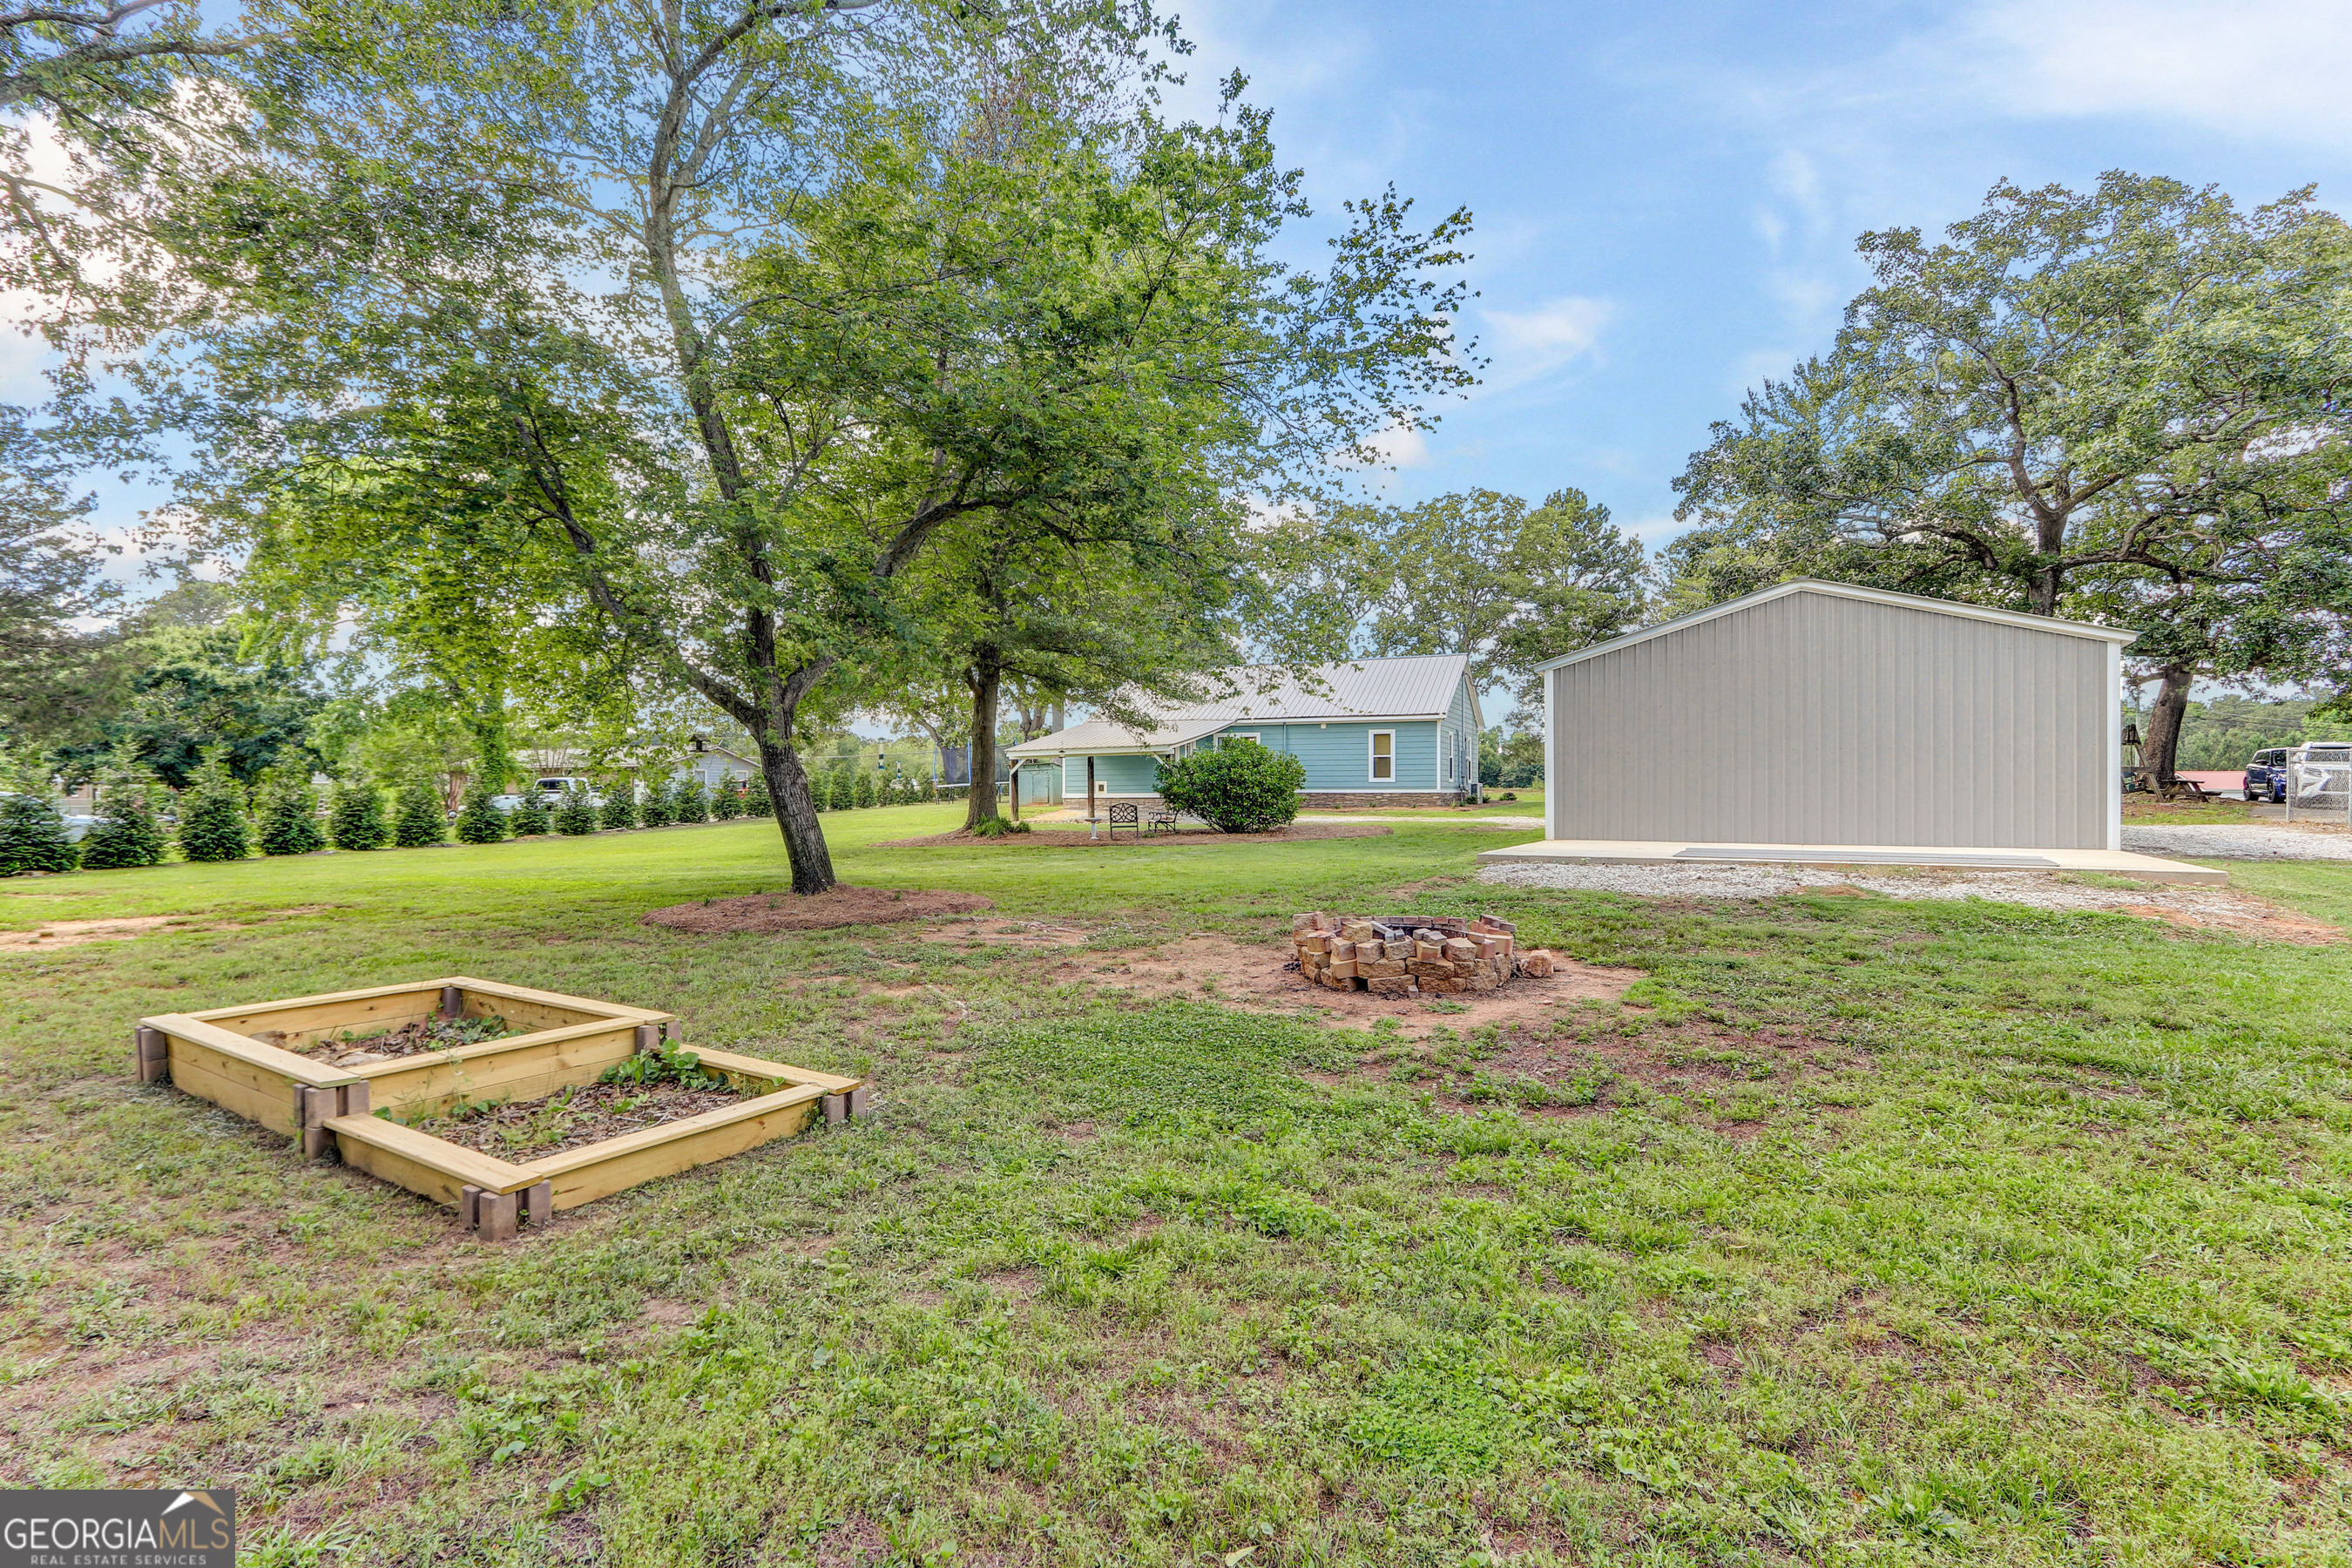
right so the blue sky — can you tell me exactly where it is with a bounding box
[1162,0,2352,550]
[24,0,2352,600]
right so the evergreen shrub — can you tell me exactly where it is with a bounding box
[713,779,743,819]
[392,781,447,848]
[329,774,390,850]
[672,778,709,823]
[600,785,638,830]
[78,760,168,869]
[853,768,876,808]
[178,752,252,862]
[553,785,599,835]
[257,774,327,855]
[743,771,772,816]
[639,780,674,828]
[0,794,78,875]
[508,789,551,836]
[454,784,510,843]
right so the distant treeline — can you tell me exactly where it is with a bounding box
[2147,697,2352,772]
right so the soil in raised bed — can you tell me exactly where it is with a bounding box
[643,885,992,934]
[255,1014,524,1070]
[408,1080,743,1159]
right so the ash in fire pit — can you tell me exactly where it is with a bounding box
[1289,912,1558,998]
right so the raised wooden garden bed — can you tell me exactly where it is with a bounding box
[134,977,864,1239]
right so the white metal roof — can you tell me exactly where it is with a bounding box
[1531,578,2138,674]
[1008,653,1478,757]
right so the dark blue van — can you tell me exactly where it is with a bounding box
[2245,748,2288,803]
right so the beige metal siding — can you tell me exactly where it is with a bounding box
[1549,590,2111,848]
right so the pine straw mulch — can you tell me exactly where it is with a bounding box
[643,885,994,934]
[873,821,1394,849]
[409,1080,743,1159]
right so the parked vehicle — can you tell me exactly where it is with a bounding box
[2245,748,2289,803]
[490,776,601,811]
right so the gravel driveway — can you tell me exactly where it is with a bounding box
[1475,859,2338,940]
[2120,824,2352,862]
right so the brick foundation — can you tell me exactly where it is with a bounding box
[1298,792,1465,809]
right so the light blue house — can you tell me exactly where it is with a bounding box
[1006,653,1482,810]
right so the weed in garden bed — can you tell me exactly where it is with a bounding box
[407,1080,742,1159]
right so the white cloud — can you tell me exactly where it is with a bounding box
[1478,295,1612,395]
[1963,0,2352,143]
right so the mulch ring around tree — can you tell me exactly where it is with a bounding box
[872,821,1395,849]
[642,885,995,934]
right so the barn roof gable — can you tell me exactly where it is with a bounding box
[1532,578,2137,675]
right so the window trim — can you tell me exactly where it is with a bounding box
[1369,728,1396,784]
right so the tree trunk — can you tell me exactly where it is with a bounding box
[2140,659,2198,783]
[963,662,1004,830]
[756,733,836,895]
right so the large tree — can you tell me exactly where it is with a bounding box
[1329,485,1645,714]
[167,9,1473,892]
[1671,174,2352,621]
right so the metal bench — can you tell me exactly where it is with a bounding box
[1146,808,1180,835]
[1105,801,1139,841]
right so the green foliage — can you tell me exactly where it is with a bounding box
[175,750,251,862]
[598,786,638,831]
[551,785,598,836]
[711,779,743,820]
[96,614,326,788]
[327,774,389,851]
[853,769,876,809]
[1323,486,1646,710]
[1478,727,1544,788]
[0,794,78,875]
[671,778,708,824]
[1152,741,1305,833]
[638,780,673,828]
[599,1047,731,1092]
[506,789,551,836]
[742,770,771,817]
[453,784,509,845]
[76,755,168,868]
[391,781,445,848]
[255,773,327,856]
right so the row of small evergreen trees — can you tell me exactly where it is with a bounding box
[811,767,936,810]
[2,755,951,876]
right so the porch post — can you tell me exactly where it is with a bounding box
[1086,756,1097,821]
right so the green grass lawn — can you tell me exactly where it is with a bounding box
[5,807,2351,1565]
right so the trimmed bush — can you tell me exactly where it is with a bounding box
[1152,740,1305,833]
[78,762,168,869]
[0,794,78,875]
[392,781,446,848]
[257,774,327,856]
[639,780,675,828]
[177,752,252,862]
[600,784,639,831]
[713,778,743,819]
[508,789,551,836]
[328,774,390,850]
[553,785,599,835]
[853,768,876,808]
[672,778,709,823]
[743,770,772,817]
[454,784,510,844]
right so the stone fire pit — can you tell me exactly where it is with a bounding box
[1290,912,1558,998]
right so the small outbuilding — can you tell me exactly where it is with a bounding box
[1478,579,2227,878]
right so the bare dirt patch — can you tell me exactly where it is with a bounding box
[644,885,993,933]
[873,821,1392,848]
[1076,933,1639,1032]
[0,916,191,949]
[410,1080,741,1159]
[917,917,1093,948]
[2113,901,2342,944]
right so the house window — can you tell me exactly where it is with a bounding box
[1369,730,1395,783]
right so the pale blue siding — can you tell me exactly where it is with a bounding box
[1041,671,1474,794]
